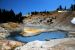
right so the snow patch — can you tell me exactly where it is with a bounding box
[71,17,75,24]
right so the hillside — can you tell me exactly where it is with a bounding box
[23,11,75,32]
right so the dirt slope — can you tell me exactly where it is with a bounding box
[23,11,75,32]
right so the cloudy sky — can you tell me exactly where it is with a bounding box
[0,0,74,15]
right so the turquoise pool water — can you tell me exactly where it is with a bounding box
[13,31,68,42]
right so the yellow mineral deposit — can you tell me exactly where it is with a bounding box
[21,28,46,36]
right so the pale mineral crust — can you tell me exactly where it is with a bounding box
[15,38,75,50]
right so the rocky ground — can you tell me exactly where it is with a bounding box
[0,27,9,40]
[0,22,23,39]
[15,38,75,50]
[0,40,25,50]
[0,22,23,32]
[22,11,75,36]
[0,22,24,50]
[0,11,75,50]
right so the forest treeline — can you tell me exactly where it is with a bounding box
[31,4,75,15]
[0,4,75,23]
[0,9,24,23]
[56,4,75,11]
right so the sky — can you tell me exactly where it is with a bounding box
[0,0,74,15]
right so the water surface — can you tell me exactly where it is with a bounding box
[14,31,68,42]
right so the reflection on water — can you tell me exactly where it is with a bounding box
[13,31,68,42]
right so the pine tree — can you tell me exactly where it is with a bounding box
[70,4,75,11]
[56,5,63,10]
[64,6,66,10]
[59,5,63,10]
